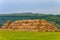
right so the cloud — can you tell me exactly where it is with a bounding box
[2,8,60,14]
[0,0,60,3]
[2,7,60,14]
[0,0,60,14]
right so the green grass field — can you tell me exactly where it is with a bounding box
[0,30,60,40]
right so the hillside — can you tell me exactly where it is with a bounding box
[0,13,60,29]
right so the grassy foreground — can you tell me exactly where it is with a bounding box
[0,30,60,40]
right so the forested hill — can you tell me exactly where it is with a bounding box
[0,13,60,29]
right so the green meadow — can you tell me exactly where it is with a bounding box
[0,30,60,40]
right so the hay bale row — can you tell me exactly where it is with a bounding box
[1,19,60,32]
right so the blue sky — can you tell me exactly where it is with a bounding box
[0,0,60,14]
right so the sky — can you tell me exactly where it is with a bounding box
[0,0,60,14]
